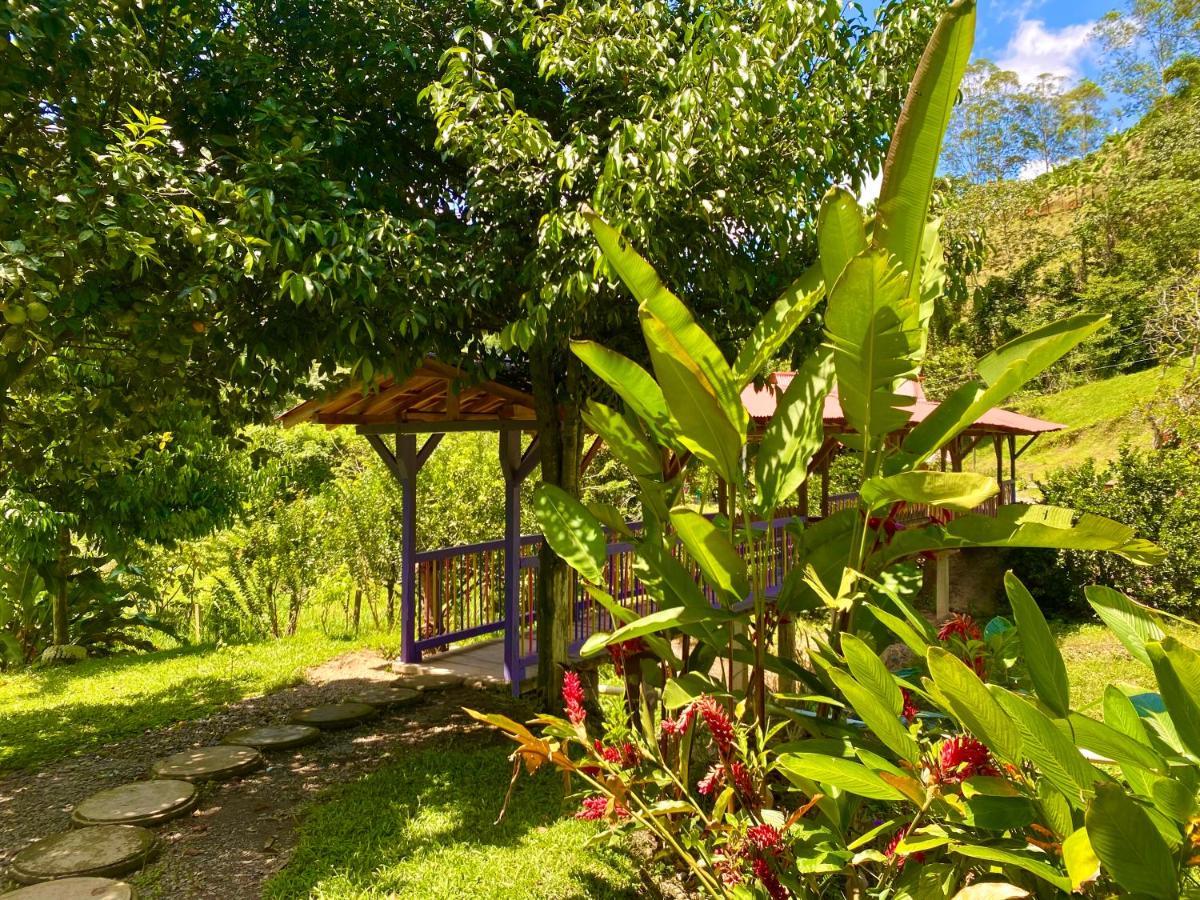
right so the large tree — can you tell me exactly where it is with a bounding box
[421,0,941,699]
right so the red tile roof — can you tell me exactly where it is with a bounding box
[741,374,1063,436]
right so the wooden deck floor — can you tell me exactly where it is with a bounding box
[392,637,511,687]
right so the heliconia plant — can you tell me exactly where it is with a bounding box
[468,0,1196,896]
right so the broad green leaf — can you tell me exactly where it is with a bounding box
[754,348,834,512]
[668,507,749,605]
[950,844,1070,893]
[899,315,1108,467]
[532,483,606,583]
[1064,712,1166,774]
[777,509,856,613]
[1103,684,1152,746]
[1035,781,1074,839]
[859,470,997,514]
[1004,573,1069,718]
[960,795,1037,831]
[828,669,921,766]
[951,885,1028,900]
[571,340,674,443]
[1146,637,1200,759]
[732,264,823,389]
[817,187,867,292]
[824,249,922,438]
[841,633,903,716]
[880,504,1165,567]
[874,0,976,298]
[599,603,735,648]
[633,539,712,614]
[927,647,1022,763]
[775,753,906,801]
[581,585,677,663]
[581,400,661,477]
[993,689,1099,808]
[586,212,744,429]
[663,672,727,710]
[1151,774,1197,823]
[862,602,931,659]
[642,313,743,483]
[917,219,945,359]
[1061,829,1100,893]
[1086,585,1165,667]
[1085,782,1179,898]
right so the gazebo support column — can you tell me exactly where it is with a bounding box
[500,432,540,694]
[367,432,442,664]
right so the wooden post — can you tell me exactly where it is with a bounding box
[366,432,443,664]
[820,456,830,518]
[396,434,419,663]
[500,432,540,695]
[936,552,951,621]
[1008,434,1018,502]
[994,435,1005,497]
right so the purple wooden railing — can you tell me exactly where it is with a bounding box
[405,480,1016,692]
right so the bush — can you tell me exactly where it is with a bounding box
[1012,441,1200,617]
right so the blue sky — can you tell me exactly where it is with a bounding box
[970,0,1112,84]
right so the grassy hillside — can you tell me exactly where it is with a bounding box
[1012,365,1184,481]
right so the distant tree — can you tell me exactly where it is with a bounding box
[943,60,1027,182]
[1015,73,1072,176]
[1097,0,1200,116]
[1060,79,1111,157]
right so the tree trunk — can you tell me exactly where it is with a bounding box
[52,526,71,646]
[529,344,583,710]
[352,587,362,634]
[386,580,396,630]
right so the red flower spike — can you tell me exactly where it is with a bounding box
[697,764,724,796]
[751,857,790,900]
[575,794,629,821]
[901,688,920,721]
[746,823,783,854]
[695,695,735,756]
[884,825,926,868]
[937,735,998,783]
[728,760,757,803]
[938,613,982,642]
[562,670,586,726]
[660,704,696,737]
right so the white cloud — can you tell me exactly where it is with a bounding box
[997,18,1096,84]
[1017,159,1050,180]
[856,169,883,206]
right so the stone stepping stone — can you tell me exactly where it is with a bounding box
[222,723,321,750]
[8,826,155,884]
[0,877,136,899]
[345,684,421,710]
[289,702,377,730]
[72,779,198,827]
[394,672,464,692]
[150,745,263,782]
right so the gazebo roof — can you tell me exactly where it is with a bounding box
[278,358,537,433]
[741,374,1064,437]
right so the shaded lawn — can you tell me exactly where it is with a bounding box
[262,742,639,900]
[0,630,388,771]
[1054,620,1197,712]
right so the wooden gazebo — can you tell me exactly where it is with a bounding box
[282,362,1064,693]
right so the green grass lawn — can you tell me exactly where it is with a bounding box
[0,630,390,771]
[1014,366,1184,481]
[263,743,638,900]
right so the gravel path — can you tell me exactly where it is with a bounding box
[0,649,526,899]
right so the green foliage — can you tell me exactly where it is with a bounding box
[1012,436,1200,616]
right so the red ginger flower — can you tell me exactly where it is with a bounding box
[728,760,757,803]
[746,824,783,854]
[606,638,646,676]
[695,695,735,756]
[901,688,920,721]
[884,825,926,868]
[751,857,790,900]
[593,740,639,768]
[661,704,696,737]
[697,764,724,796]
[938,613,982,642]
[562,671,586,725]
[575,794,629,821]
[937,735,998,783]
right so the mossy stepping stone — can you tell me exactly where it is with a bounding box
[8,826,155,884]
[150,745,263,782]
[345,684,420,710]
[0,877,135,899]
[394,672,463,691]
[289,702,377,730]
[72,780,197,827]
[222,723,321,750]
